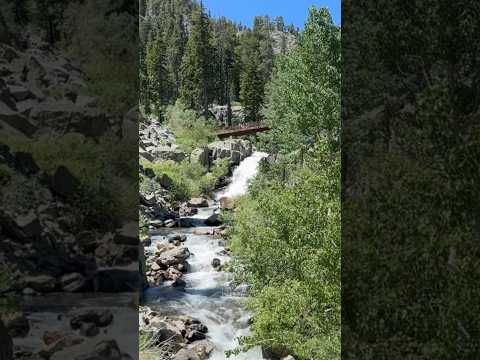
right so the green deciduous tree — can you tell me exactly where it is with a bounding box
[261,7,340,154]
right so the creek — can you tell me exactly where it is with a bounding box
[144,151,268,359]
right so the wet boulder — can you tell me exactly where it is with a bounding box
[69,309,113,330]
[172,277,187,290]
[205,213,222,226]
[167,234,187,244]
[186,340,214,360]
[219,196,235,210]
[157,247,190,267]
[59,273,86,292]
[187,197,209,208]
[211,258,221,270]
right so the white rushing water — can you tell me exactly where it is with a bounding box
[216,152,268,199]
[145,152,268,359]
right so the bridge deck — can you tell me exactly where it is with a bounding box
[216,124,270,139]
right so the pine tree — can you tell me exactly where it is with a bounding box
[146,33,170,121]
[179,3,212,115]
[240,55,264,122]
[274,16,285,32]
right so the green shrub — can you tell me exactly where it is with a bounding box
[141,158,230,200]
[166,101,217,153]
[229,141,340,360]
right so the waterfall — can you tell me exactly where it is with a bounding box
[216,152,268,199]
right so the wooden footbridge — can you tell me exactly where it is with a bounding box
[216,122,270,139]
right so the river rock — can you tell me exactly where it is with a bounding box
[186,330,206,343]
[70,309,113,330]
[172,277,186,290]
[179,204,198,217]
[281,356,296,360]
[187,197,209,208]
[187,340,214,360]
[59,273,86,292]
[1,312,29,338]
[211,258,221,270]
[193,228,213,235]
[219,196,235,210]
[166,267,183,281]
[38,334,84,359]
[205,213,222,226]
[164,219,176,228]
[79,322,99,337]
[22,275,56,293]
[167,234,187,243]
[157,247,190,267]
[176,261,189,273]
[43,331,64,346]
[173,348,201,360]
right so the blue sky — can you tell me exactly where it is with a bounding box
[202,0,340,29]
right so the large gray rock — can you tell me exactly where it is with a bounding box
[173,348,201,360]
[70,309,114,330]
[186,340,214,360]
[187,197,208,208]
[150,145,185,162]
[157,247,190,267]
[208,139,252,165]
